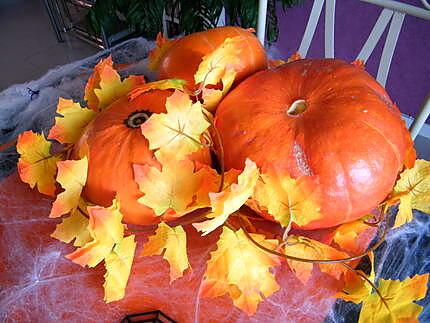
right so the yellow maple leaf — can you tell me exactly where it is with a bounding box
[193,159,259,235]
[49,157,88,218]
[335,253,375,304]
[332,217,374,254]
[84,56,145,111]
[358,273,429,323]
[104,234,137,303]
[141,90,210,162]
[48,98,96,144]
[252,170,322,228]
[51,202,91,247]
[200,226,280,315]
[66,199,124,267]
[141,222,190,282]
[134,158,202,216]
[284,235,349,285]
[194,36,244,111]
[392,159,430,228]
[128,78,187,101]
[16,130,60,196]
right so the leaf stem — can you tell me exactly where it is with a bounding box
[341,262,390,312]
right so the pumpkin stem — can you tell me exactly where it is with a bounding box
[124,110,152,128]
[287,99,307,116]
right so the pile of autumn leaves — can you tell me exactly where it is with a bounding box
[15,41,430,321]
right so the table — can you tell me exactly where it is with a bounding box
[0,38,429,322]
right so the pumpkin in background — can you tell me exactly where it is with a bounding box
[73,90,210,225]
[150,26,267,89]
[215,58,416,230]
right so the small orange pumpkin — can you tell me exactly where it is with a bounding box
[215,58,416,229]
[152,26,268,89]
[74,90,210,225]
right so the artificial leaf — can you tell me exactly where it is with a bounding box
[268,59,286,68]
[66,199,124,267]
[287,52,302,62]
[141,222,190,282]
[129,78,186,101]
[104,235,137,303]
[392,159,430,228]
[48,97,95,144]
[84,56,145,111]
[351,59,365,69]
[148,32,177,71]
[284,235,349,285]
[49,157,88,218]
[16,130,60,196]
[141,90,210,162]
[193,159,259,235]
[200,226,280,315]
[335,253,375,304]
[51,203,91,247]
[358,273,429,323]
[332,217,374,254]
[252,170,322,228]
[194,36,244,111]
[134,159,201,216]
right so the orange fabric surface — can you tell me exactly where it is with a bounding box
[1,172,357,322]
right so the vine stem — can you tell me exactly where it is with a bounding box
[341,262,391,312]
[235,216,388,265]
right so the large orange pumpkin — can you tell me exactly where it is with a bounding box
[74,90,210,225]
[215,58,416,229]
[155,26,267,88]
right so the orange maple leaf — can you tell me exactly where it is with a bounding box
[104,234,136,303]
[193,159,259,235]
[141,222,190,282]
[140,90,210,162]
[252,170,323,228]
[134,158,203,216]
[128,78,187,101]
[66,199,125,267]
[84,56,145,111]
[201,226,280,315]
[194,36,245,111]
[16,130,60,196]
[48,98,95,144]
[331,218,375,254]
[49,157,88,218]
[284,235,349,285]
[148,32,177,71]
[51,200,91,247]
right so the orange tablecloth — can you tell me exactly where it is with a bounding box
[1,172,350,322]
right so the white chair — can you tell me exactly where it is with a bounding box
[257,0,430,141]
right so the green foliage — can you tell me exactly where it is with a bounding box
[87,0,302,45]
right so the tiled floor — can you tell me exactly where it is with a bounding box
[0,0,98,91]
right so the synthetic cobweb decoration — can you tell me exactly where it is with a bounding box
[14,53,430,320]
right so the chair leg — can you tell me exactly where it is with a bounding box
[410,94,430,140]
[43,0,64,42]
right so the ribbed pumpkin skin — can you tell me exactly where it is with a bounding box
[215,59,415,229]
[157,26,267,88]
[74,90,210,225]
